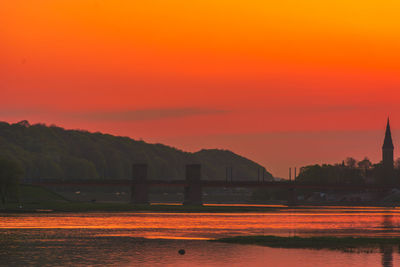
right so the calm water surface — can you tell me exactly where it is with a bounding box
[1,206,400,266]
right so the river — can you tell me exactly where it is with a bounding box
[1,206,400,266]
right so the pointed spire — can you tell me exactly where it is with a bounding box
[383,117,394,149]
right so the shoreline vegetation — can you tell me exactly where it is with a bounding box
[212,235,400,250]
[1,201,400,213]
[1,185,399,213]
[1,202,284,213]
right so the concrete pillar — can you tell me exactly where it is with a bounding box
[183,164,202,205]
[288,185,297,206]
[131,163,149,204]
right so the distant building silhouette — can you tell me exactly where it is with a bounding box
[382,118,395,185]
[382,118,394,171]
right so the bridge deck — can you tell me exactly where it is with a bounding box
[30,180,393,191]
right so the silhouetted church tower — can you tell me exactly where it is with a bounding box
[382,118,394,171]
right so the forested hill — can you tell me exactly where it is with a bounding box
[0,121,273,182]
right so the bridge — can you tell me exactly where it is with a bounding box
[32,163,395,205]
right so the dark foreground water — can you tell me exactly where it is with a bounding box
[1,206,400,266]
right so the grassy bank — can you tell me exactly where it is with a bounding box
[1,185,283,213]
[1,202,285,213]
[3,200,400,213]
[1,185,399,213]
[212,235,400,250]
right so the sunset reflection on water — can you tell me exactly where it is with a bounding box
[1,207,400,266]
[1,206,400,239]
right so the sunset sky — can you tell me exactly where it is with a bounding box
[1,0,400,177]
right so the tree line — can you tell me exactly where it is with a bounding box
[296,157,400,186]
[0,121,272,196]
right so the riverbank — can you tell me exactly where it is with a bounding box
[0,202,286,213]
[212,235,400,250]
[1,185,399,213]
[2,201,400,213]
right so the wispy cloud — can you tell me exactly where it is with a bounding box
[73,108,227,121]
[0,107,228,122]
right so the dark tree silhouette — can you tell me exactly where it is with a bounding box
[296,162,364,185]
[358,157,372,170]
[0,157,24,204]
[394,158,400,169]
[0,121,273,182]
[345,157,357,168]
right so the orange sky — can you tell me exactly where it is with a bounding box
[1,0,400,177]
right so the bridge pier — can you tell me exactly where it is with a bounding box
[183,164,202,205]
[288,186,297,206]
[131,163,149,204]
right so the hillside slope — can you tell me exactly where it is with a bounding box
[0,120,273,182]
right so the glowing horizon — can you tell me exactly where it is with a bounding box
[1,0,400,177]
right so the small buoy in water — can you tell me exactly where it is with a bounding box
[178,249,185,255]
